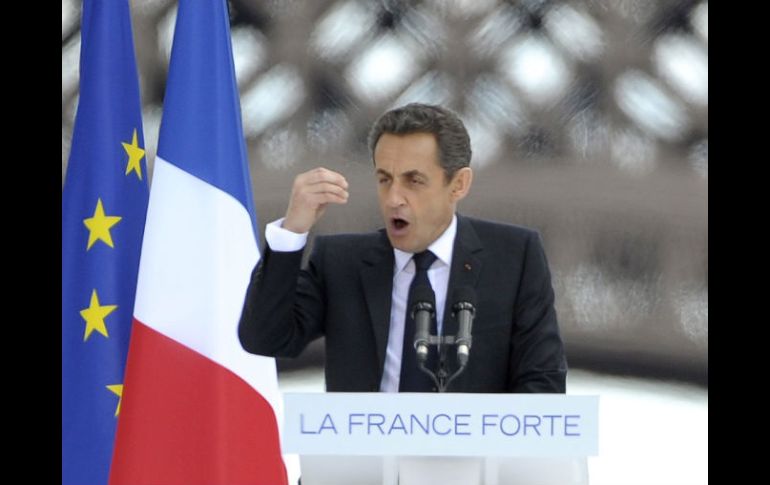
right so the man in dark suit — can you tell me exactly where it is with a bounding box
[239,103,566,393]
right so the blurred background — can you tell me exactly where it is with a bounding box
[62,0,707,483]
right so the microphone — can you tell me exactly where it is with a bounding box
[452,287,476,367]
[410,284,436,364]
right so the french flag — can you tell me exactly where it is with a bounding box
[109,1,287,484]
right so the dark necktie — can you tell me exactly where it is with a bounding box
[399,250,438,392]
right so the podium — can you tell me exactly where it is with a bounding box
[283,393,598,485]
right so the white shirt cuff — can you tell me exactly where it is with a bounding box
[265,217,308,252]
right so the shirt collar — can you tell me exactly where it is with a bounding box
[393,214,457,274]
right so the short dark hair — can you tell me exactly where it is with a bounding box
[368,103,472,182]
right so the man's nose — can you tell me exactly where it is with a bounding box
[385,184,406,208]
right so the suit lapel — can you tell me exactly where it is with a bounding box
[442,215,483,337]
[360,231,394,378]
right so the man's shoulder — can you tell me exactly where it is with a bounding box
[461,215,538,241]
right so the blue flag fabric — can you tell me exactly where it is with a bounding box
[157,0,258,226]
[62,1,148,483]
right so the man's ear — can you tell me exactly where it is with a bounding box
[450,167,473,202]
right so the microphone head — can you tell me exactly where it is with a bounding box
[451,286,476,307]
[411,284,436,306]
[415,344,429,363]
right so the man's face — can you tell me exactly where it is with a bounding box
[374,132,468,253]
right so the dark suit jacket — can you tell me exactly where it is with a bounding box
[239,214,567,393]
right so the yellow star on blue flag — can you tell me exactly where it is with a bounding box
[123,128,145,180]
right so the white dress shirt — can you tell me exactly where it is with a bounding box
[264,215,458,393]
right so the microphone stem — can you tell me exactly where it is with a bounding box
[417,361,440,390]
[441,363,467,392]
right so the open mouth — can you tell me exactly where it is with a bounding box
[392,218,409,230]
[390,217,410,235]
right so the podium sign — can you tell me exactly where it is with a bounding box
[283,393,598,457]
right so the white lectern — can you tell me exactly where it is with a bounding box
[283,393,597,485]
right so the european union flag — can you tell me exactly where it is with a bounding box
[62,1,148,483]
